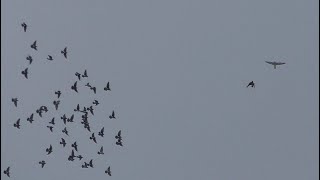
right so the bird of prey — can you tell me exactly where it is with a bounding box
[14,119,21,129]
[61,114,67,125]
[105,166,111,176]
[53,100,60,110]
[104,82,111,91]
[55,91,61,98]
[67,114,74,122]
[39,160,46,168]
[109,111,116,119]
[90,86,96,94]
[47,126,53,132]
[27,113,34,123]
[98,127,104,137]
[31,41,37,50]
[3,167,10,177]
[21,22,27,32]
[90,133,97,143]
[265,61,286,69]
[71,141,78,151]
[49,118,55,125]
[97,146,104,155]
[71,81,78,93]
[115,130,122,140]
[46,145,53,155]
[87,106,94,115]
[62,127,69,136]
[61,47,67,59]
[92,100,99,106]
[247,81,255,88]
[60,138,66,147]
[26,55,33,64]
[74,104,80,112]
[82,70,88,78]
[68,150,76,161]
[21,68,28,79]
[12,98,18,107]
[85,83,91,88]
[75,72,81,81]
[77,155,83,160]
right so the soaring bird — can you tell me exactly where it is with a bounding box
[26,55,33,64]
[55,91,61,98]
[46,145,53,155]
[60,138,66,147]
[246,81,255,88]
[3,167,10,177]
[21,68,28,79]
[71,81,78,93]
[98,127,104,137]
[31,41,37,50]
[53,100,60,110]
[21,22,27,32]
[12,98,18,107]
[47,55,53,61]
[97,146,104,155]
[61,47,67,59]
[105,166,111,176]
[27,113,34,123]
[90,133,97,143]
[14,119,21,129]
[104,82,111,91]
[265,61,286,69]
[62,127,69,136]
[39,160,46,168]
[71,141,78,151]
[109,111,116,119]
[82,70,88,78]
[47,126,53,132]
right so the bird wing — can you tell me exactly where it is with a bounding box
[275,62,285,65]
[265,61,274,65]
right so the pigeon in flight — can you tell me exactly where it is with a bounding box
[88,159,93,168]
[21,22,27,32]
[53,100,60,110]
[97,146,104,155]
[71,141,78,151]
[247,81,255,88]
[75,72,81,81]
[60,138,66,147]
[93,100,99,106]
[3,167,10,177]
[265,61,286,69]
[87,106,94,115]
[71,81,78,93]
[82,164,89,168]
[104,82,111,91]
[85,83,91,88]
[49,118,55,125]
[40,106,48,112]
[26,55,33,64]
[47,126,53,132]
[90,133,97,143]
[67,114,74,122]
[77,155,83,160]
[61,47,67,59]
[98,127,104,137]
[39,161,46,168]
[82,70,88,78]
[116,139,123,146]
[14,119,21,129]
[61,114,67,125]
[11,98,18,107]
[46,145,53,155]
[109,111,116,119]
[47,55,53,61]
[31,41,37,50]
[105,166,111,176]
[62,127,69,136]
[27,113,34,123]
[74,104,80,112]
[21,68,28,79]
[55,91,61,98]
[90,86,96,94]
[115,130,122,140]
[68,150,76,161]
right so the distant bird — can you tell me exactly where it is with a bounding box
[14,119,21,129]
[55,91,61,98]
[247,81,255,88]
[61,114,67,125]
[90,133,97,143]
[61,47,67,59]
[97,146,104,155]
[47,126,53,132]
[11,98,18,107]
[27,113,34,123]
[31,41,37,50]
[85,83,91,88]
[36,109,43,117]
[60,138,66,147]
[82,70,88,78]
[93,100,99,106]
[3,167,10,177]
[77,155,83,160]
[81,164,88,168]
[53,100,60,110]
[71,141,78,151]
[46,145,53,155]
[21,68,28,79]
[265,61,286,69]
[88,159,93,168]
[75,72,81,81]
[74,104,80,112]
[39,160,46,168]
[40,106,48,112]
[26,55,33,64]
[109,111,116,119]
[21,22,27,32]
[67,114,74,122]
[47,55,53,61]
[68,150,76,161]
[105,166,111,176]
[71,81,78,93]
[115,130,122,140]
[116,140,123,146]
[90,86,96,94]
[98,127,104,137]
[104,82,111,91]
[87,106,94,115]
[49,118,55,125]
[62,127,69,136]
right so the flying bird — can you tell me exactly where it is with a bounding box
[21,68,28,79]
[61,47,67,59]
[87,106,94,115]
[26,55,33,64]
[265,61,286,69]
[97,146,104,155]
[39,160,46,168]
[53,100,60,110]
[62,127,69,136]
[21,22,27,32]
[11,98,18,107]
[47,55,53,61]
[49,118,55,125]
[90,133,97,143]
[46,145,53,155]
[36,109,43,118]
[116,140,123,146]
[31,41,37,50]
[47,126,53,132]
[85,83,91,88]
[75,72,81,81]
[61,114,67,125]
[68,150,76,161]
[105,166,111,176]
[74,104,80,112]
[77,155,83,160]
[3,167,10,177]
[98,127,104,137]
[14,119,21,129]
[93,100,99,106]
[247,81,255,88]
[71,141,78,151]
[27,113,34,123]
[55,91,61,98]
[67,114,74,122]
[104,82,111,91]
[82,70,88,78]
[115,130,122,140]
[109,111,116,119]
[60,138,66,147]
[90,86,96,94]
[71,81,78,93]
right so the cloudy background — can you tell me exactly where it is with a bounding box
[1,0,319,179]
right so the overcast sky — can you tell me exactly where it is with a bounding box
[1,0,319,179]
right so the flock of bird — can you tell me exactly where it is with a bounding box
[3,22,122,178]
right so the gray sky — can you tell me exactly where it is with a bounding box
[1,0,319,179]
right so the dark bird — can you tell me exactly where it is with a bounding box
[26,55,33,64]
[115,130,122,140]
[68,150,76,161]
[89,159,93,168]
[75,72,81,81]
[90,86,96,94]
[116,140,123,146]
[105,166,111,176]
[90,133,97,143]
[49,118,55,125]
[21,22,27,32]
[87,106,94,115]
[77,155,83,160]
[53,100,60,110]
[67,114,74,122]
[47,126,53,132]
[61,114,67,125]
[39,160,46,168]
[61,47,67,59]
[27,113,34,123]
[40,106,48,112]
[60,138,66,147]
[47,55,53,61]
[36,109,43,118]
[82,164,88,168]
[71,81,78,93]
[97,146,104,155]
[55,91,61,98]
[109,111,116,119]
[31,41,37,50]
[85,83,91,88]
[46,144,53,155]
[12,98,18,107]
[14,119,21,129]
[62,127,69,136]
[104,82,111,91]
[93,100,99,106]
[71,141,78,151]
[82,70,88,78]
[98,127,104,137]
[3,167,10,177]
[74,104,80,112]
[21,68,28,79]
[247,81,255,88]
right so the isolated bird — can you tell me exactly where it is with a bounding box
[61,47,67,59]
[71,81,78,93]
[109,111,116,119]
[21,68,28,79]
[105,166,111,176]
[93,100,99,106]
[98,127,104,137]
[3,167,10,177]
[26,55,33,64]
[46,145,53,155]
[55,91,61,98]
[49,118,55,125]
[62,127,69,136]
[82,70,88,78]
[90,133,97,143]
[14,119,21,129]
[247,81,255,88]
[27,113,34,123]
[265,61,286,69]
[71,141,78,151]
[104,82,111,91]
[47,126,53,132]
[61,114,67,125]
[67,114,74,122]
[39,161,46,168]
[75,72,81,81]
[21,22,27,32]
[47,55,53,61]
[60,138,66,147]
[11,98,18,107]
[97,146,104,155]
[53,100,60,110]
[90,86,96,94]
[31,41,37,50]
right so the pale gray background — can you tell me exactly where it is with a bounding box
[1,0,319,179]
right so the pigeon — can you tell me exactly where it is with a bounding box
[82,70,88,78]
[36,109,43,118]
[87,106,94,115]
[97,146,104,155]
[75,72,81,81]
[247,81,255,88]
[27,113,34,123]
[53,100,60,110]
[74,104,80,112]
[14,119,21,129]
[98,127,104,137]
[39,160,46,168]
[55,91,61,98]
[89,159,93,168]
[3,167,10,177]
[61,114,67,125]
[115,130,122,140]
[68,150,76,161]
[40,106,48,112]
[21,68,28,79]
[49,118,55,125]
[90,133,97,143]
[77,155,83,160]
[105,166,111,176]
[71,81,78,93]
[81,164,89,168]
[90,86,96,94]
[62,127,69,136]
[47,126,53,132]
[116,140,123,146]
[46,145,53,155]
[21,22,27,32]
[85,83,91,88]
[60,138,66,147]
[47,55,53,61]
[109,111,116,119]
[26,55,33,64]
[61,47,67,59]
[11,98,18,107]
[104,82,111,91]
[31,41,37,50]
[93,100,99,106]
[67,114,74,122]
[71,141,78,151]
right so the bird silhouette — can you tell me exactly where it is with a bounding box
[53,100,60,110]
[21,68,28,79]
[92,100,99,106]
[67,114,74,122]
[47,126,53,132]
[47,55,53,61]
[247,81,255,88]
[26,55,33,64]
[61,114,67,125]
[3,167,10,177]
[11,98,18,107]
[27,113,34,123]
[87,106,94,115]
[61,47,67,59]
[74,104,80,112]
[81,164,88,168]
[21,22,27,32]
[77,155,83,160]
[97,146,104,155]
[14,119,21,129]
[39,160,46,168]
[49,118,55,125]
[90,86,96,94]
[68,150,76,161]
[71,141,78,151]
[98,127,104,137]
[104,82,111,91]
[90,133,97,143]
[62,127,69,136]
[60,138,66,147]
[82,70,88,78]
[75,72,81,81]
[71,81,78,93]
[115,130,122,140]
[116,140,123,146]
[46,145,53,155]
[55,91,61,98]
[109,110,116,119]
[89,159,93,168]
[105,166,111,176]
[40,106,48,112]
[31,41,37,50]
[36,109,43,118]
